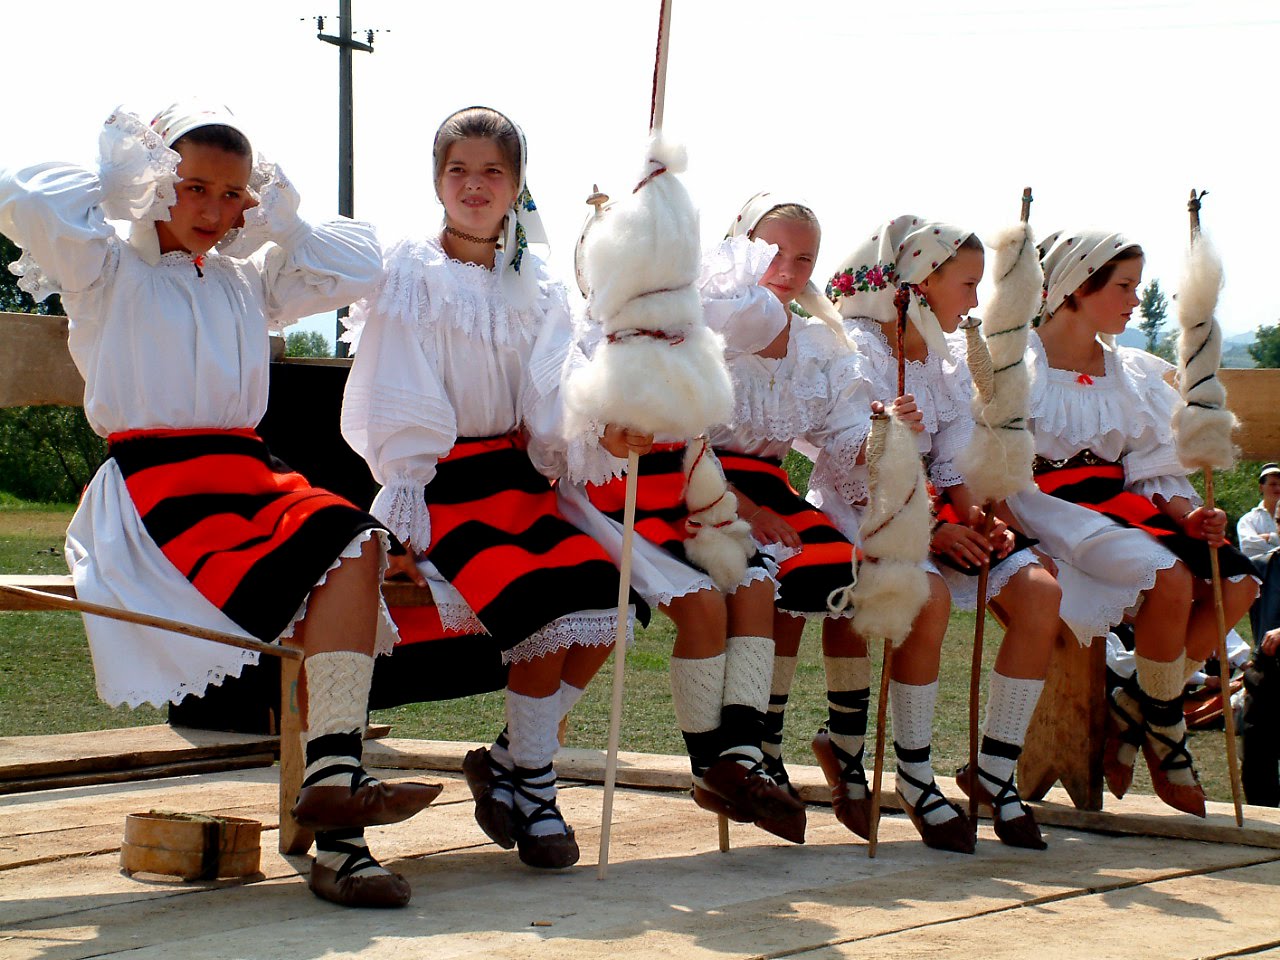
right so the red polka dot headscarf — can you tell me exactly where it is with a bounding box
[1041,231,1140,317]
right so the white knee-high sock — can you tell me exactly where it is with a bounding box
[721,636,774,770]
[507,690,567,837]
[302,651,374,791]
[890,679,957,825]
[824,655,872,798]
[979,672,1044,821]
[670,653,726,785]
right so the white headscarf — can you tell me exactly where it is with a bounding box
[727,192,847,344]
[827,215,972,358]
[127,101,254,265]
[1040,231,1141,317]
[433,106,548,311]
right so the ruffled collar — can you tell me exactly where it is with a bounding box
[847,317,965,434]
[351,234,556,350]
[1027,331,1176,445]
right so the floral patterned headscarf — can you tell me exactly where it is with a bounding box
[433,106,548,311]
[727,192,847,343]
[826,215,972,358]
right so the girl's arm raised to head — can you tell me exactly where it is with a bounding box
[250,163,383,331]
[698,235,789,356]
[0,112,177,309]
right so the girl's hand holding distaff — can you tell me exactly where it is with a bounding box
[873,395,924,432]
[600,424,654,458]
[1179,505,1228,547]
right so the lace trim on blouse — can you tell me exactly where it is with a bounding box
[849,317,965,435]
[350,236,554,353]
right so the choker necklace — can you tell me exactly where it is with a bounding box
[445,225,500,245]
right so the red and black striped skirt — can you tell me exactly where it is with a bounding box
[108,427,388,644]
[1033,452,1255,581]
[422,433,648,650]
[716,451,857,614]
[585,443,766,579]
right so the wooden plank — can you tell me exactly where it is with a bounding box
[1222,367,1280,461]
[0,754,275,796]
[2,779,1272,960]
[0,725,278,781]
[0,311,83,408]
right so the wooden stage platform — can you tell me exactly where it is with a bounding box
[3,730,1280,959]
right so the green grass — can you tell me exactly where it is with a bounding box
[0,500,1242,802]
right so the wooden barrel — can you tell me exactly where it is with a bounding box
[120,812,261,881]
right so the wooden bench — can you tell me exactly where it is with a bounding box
[5,308,1280,824]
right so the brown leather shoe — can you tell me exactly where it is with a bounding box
[1141,729,1207,818]
[955,763,1046,851]
[755,806,807,844]
[811,730,872,841]
[516,827,580,869]
[308,860,411,908]
[895,780,975,855]
[292,779,443,831]
[691,784,753,822]
[462,747,518,849]
[701,759,805,822]
[1104,687,1143,800]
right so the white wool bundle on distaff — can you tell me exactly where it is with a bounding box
[565,136,734,439]
[956,223,1041,504]
[682,437,755,591]
[851,414,931,646]
[1173,236,1237,472]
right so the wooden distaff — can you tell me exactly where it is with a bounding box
[956,188,1040,829]
[597,0,677,879]
[861,286,934,858]
[1175,188,1245,827]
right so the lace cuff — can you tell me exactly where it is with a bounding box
[1131,474,1200,508]
[812,424,871,506]
[698,235,777,298]
[218,160,309,258]
[566,421,627,486]
[929,460,966,489]
[9,248,62,302]
[370,481,431,551]
[97,110,180,223]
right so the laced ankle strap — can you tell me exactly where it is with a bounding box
[896,767,954,820]
[1107,687,1146,746]
[301,762,377,793]
[762,754,791,787]
[317,828,379,881]
[825,731,867,788]
[512,763,567,830]
[975,762,1029,818]
[1144,723,1195,773]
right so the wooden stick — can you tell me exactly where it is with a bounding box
[867,635,894,858]
[597,451,641,879]
[895,288,909,397]
[1020,187,1033,224]
[1185,187,1243,826]
[717,813,731,852]
[967,507,998,830]
[1205,474,1246,826]
[0,583,301,661]
[649,0,674,131]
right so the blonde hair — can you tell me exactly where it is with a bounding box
[748,203,850,348]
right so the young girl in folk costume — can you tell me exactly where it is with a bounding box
[703,194,877,840]
[0,103,439,908]
[812,216,1061,852]
[554,156,806,842]
[1006,231,1258,816]
[342,106,646,870]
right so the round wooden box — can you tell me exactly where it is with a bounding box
[120,812,261,881]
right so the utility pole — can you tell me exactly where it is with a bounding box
[310,3,381,357]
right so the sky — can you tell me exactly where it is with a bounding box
[4,0,1279,346]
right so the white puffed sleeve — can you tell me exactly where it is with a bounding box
[523,283,577,480]
[341,298,457,551]
[0,110,180,309]
[698,235,789,355]
[549,316,629,485]
[251,164,382,331]
[1119,349,1200,504]
[808,351,878,505]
